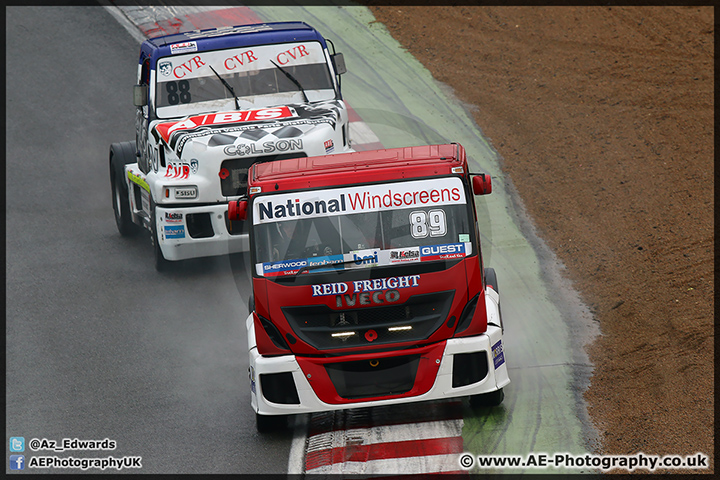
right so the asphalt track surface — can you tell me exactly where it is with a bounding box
[6,6,286,474]
[6,5,599,475]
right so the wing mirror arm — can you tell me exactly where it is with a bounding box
[228,197,248,221]
[471,173,492,195]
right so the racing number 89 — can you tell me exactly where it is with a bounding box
[409,209,447,238]
[166,80,191,105]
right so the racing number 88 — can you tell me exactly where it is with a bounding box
[409,209,447,238]
[166,80,191,105]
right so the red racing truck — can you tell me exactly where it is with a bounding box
[228,143,509,431]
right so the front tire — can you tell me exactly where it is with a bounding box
[256,413,287,433]
[109,142,141,236]
[150,200,171,272]
[470,388,504,408]
[484,267,498,293]
[485,267,503,332]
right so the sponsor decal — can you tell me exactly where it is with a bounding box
[159,61,172,77]
[459,233,470,243]
[312,275,421,296]
[224,50,258,70]
[276,44,311,65]
[147,144,160,173]
[364,329,378,342]
[337,290,402,308]
[257,242,468,277]
[159,41,325,84]
[249,366,256,394]
[164,161,191,179]
[254,177,465,224]
[127,170,150,193]
[350,249,378,267]
[155,106,297,143]
[165,212,183,223]
[174,187,197,199]
[324,139,334,153]
[190,158,199,174]
[170,55,205,79]
[141,189,150,213]
[389,247,421,264]
[311,274,420,308]
[257,194,345,222]
[170,41,198,55]
[262,259,308,276]
[492,340,505,369]
[163,101,342,157]
[420,243,467,261]
[306,255,346,273]
[164,225,185,239]
[311,274,419,308]
[224,139,303,157]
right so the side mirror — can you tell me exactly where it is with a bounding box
[228,199,248,221]
[133,84,148,107]
[472,174,492,195]
[331,53,346,75]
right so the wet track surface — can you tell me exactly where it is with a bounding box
[6,6,291,474]
[6,5,598,474]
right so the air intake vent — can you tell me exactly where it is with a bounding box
[282,291,454,350]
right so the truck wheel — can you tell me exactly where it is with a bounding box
[470,388,504,408]
[485,267,504,332]
[109,142,141,236]
[484,268,498,293]
[256,413,287,433]
[150,200,171,272]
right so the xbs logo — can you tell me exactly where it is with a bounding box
[9,437,24,452]
[9,454,24,470]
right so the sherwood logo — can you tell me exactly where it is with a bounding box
[263,259,308,271]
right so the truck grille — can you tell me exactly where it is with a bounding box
[325,354,420,399]
[281,291,454,350]
[220,153,307,197]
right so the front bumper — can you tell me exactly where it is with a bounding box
[155,204,249,261]
[248,323,510,416]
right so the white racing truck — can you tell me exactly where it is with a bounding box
[109,22,350,270]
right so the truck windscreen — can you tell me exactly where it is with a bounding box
[155,41,335,118]
[251,177,474,277]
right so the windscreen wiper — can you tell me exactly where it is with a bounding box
[208,65,240,110]
[270,60,309,103]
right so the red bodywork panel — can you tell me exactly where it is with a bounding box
[251,144,466,192]
[253,255,487,356]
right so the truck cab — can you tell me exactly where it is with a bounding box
[109,22,350,270]
[229,143,509,431]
